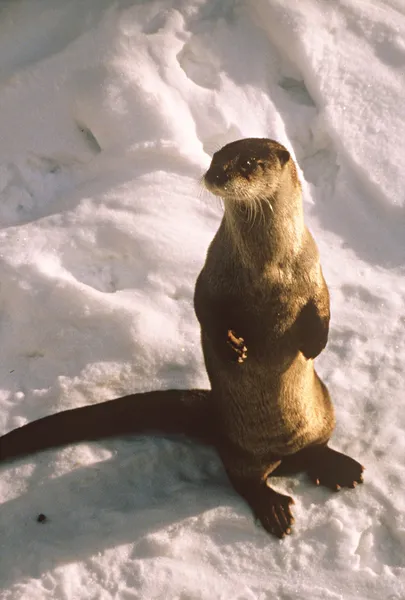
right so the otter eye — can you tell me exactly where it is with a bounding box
[239,158,257,176]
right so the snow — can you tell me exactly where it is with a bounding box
[0,0,404,598]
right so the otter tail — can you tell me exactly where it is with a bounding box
[0,389,213,464]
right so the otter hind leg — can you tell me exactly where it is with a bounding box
[225,461,295,539]
[252,481,295,538]
[305,445,365,491]
[272,445,364,489]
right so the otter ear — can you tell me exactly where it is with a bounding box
[277,148,290,166]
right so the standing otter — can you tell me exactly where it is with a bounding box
[0,138,364,538]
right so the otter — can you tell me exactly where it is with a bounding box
[0,138,364,538]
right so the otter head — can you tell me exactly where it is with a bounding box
[203,138,292,204]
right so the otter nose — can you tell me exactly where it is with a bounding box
[204,166,229,187]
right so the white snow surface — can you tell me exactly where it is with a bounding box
[0,0,404,598]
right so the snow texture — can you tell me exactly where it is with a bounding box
[0,0,404,598]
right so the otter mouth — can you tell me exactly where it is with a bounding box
[204,168,275,220]
[203,169,248,200]
[203,176,231,198]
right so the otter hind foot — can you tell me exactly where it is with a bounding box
[227,330,248,363]
[307,446,365,491]
[252,485,295,539]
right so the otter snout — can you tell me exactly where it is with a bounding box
[204,165,230,191]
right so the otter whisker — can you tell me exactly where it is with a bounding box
[258,197,267,227]
[266,199,274,214]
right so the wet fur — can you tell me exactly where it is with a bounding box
[0,138,364,538]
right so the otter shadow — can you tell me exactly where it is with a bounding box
[0,435,337,591]
[0,437,224,591]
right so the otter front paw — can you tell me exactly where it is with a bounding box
[227,329,248,363]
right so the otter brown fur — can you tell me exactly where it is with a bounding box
[0,138,364,538]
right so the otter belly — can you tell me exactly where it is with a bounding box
[214,353,334,457]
